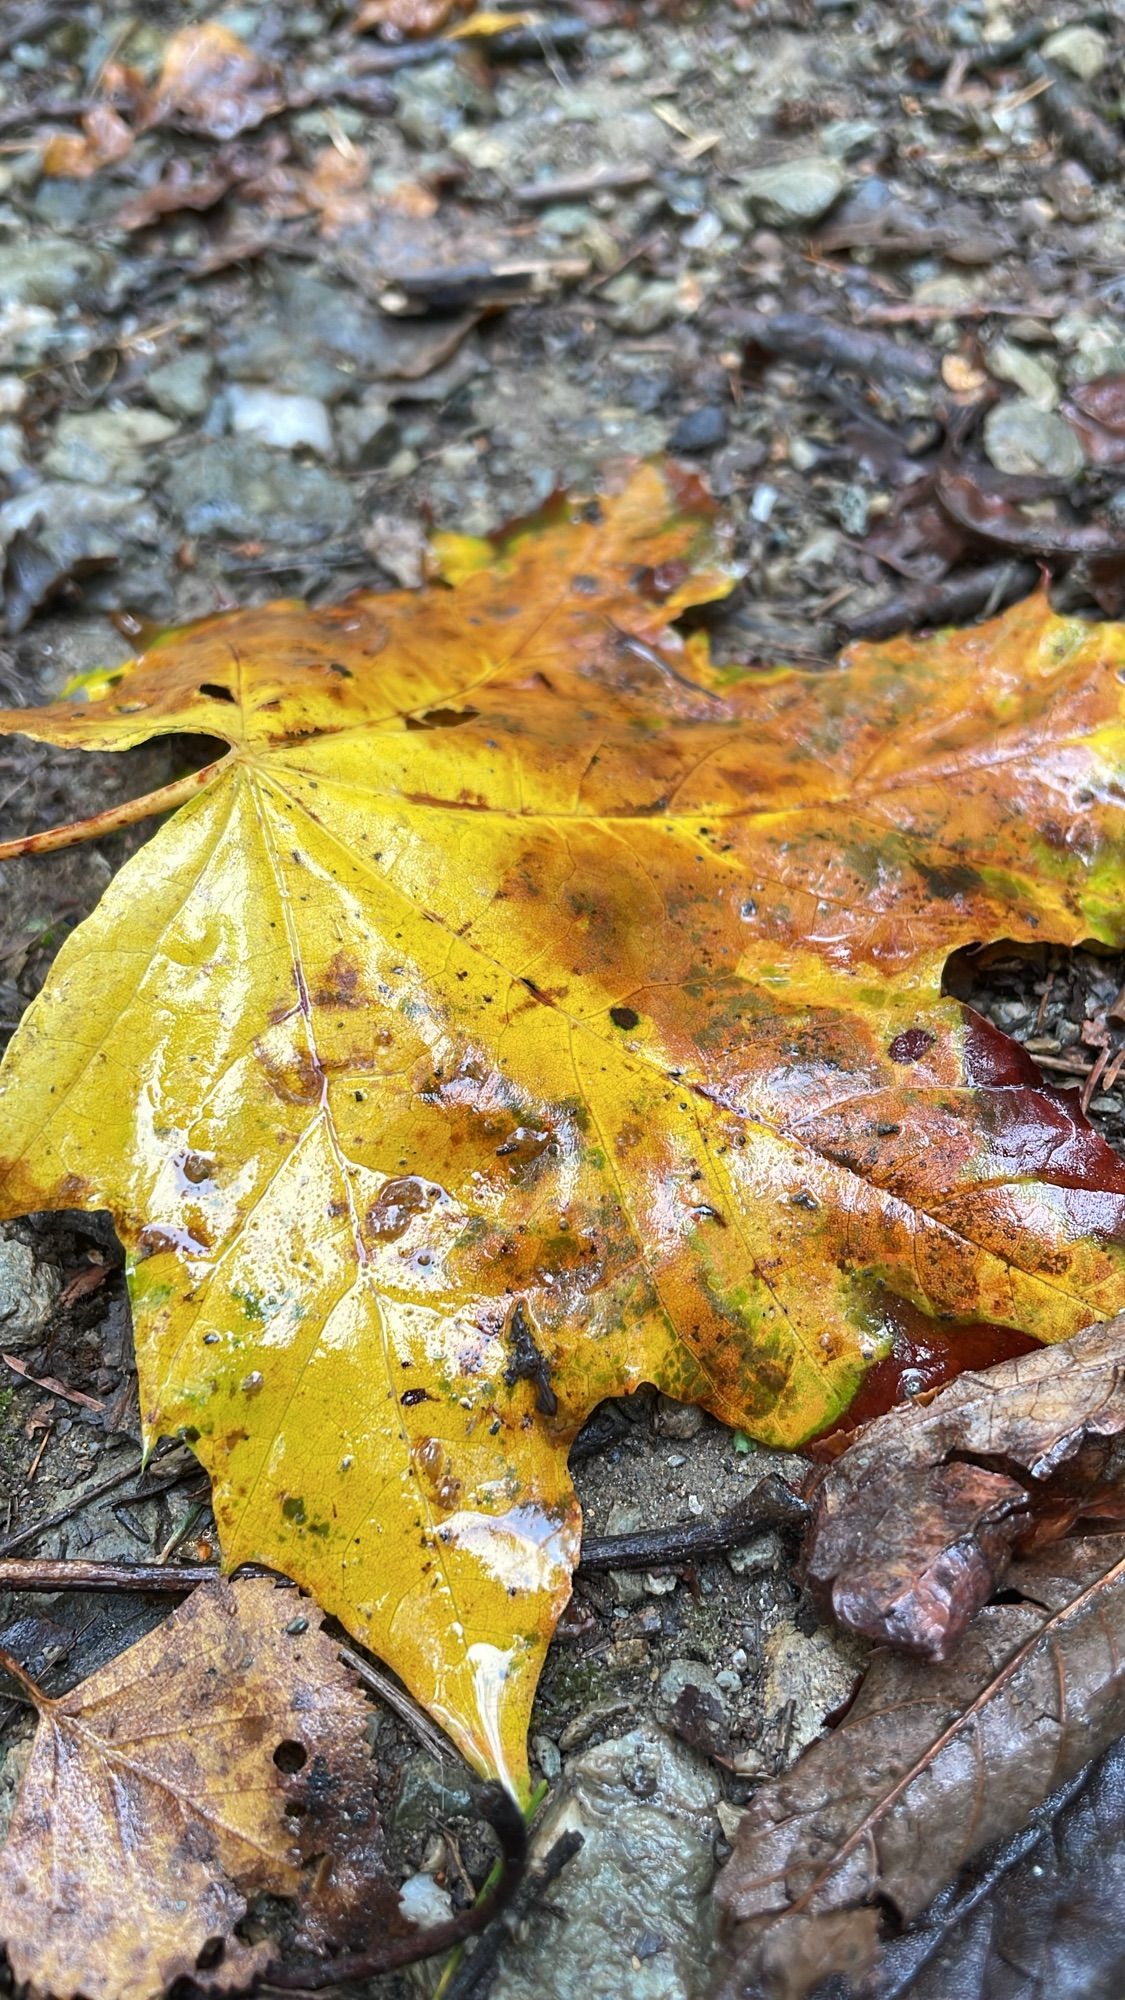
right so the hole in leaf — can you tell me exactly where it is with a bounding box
[609,1005,640,1030]
[198,683,237,704]
[273,1739,308,1772]
[196,1938,225,1970]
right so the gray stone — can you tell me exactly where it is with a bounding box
[147,352,214,421]
[986,339,1059,411]
[43,409,179,486]
[819,118,881,159]
[361,512,427,588]
[218,265,466,401]
[0,1227,60,1350]
[167,440,355,544]
[335,398,400,470]
[727,1529,782,1578]
[1041,24,1109,80]
[657,1658,730,1718]
[226,386,333,456]
[0,235,111,309]
[762,1624,865,1761]
[0,420,28,479]
[491,1727,720,2000]
[652,1394,706,1440]
[742,157,848,227]
[667,405,728,454]
[0,302,59,369]
[391,1752,473,1840]
[983,400,1086,478]
[605,1501,647,1606]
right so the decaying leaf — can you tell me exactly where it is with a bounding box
[140,23,285,140]
[802,1311,1125,1658]
[870,1736,1125,2000]
[354,0,472,37]
[3,466,1125,1785]
[713,1535,1125,2000]
[42,23,284,180]
[0,1576,401,2000]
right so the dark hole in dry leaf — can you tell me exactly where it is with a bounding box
[195,1938,225,1971]
[197,684,237,704]
[273,1740,307,1773]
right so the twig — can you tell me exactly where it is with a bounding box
[351,15,589,74]
[854,299,1066,325]
[580,1474,809,1570]
[839,561,1037,642]
[724,308,939,385]
[1,1351,104,1412]
[381,256,589,313]
[513,162,652,205]
[1026,53,1119,181]
[0,1556,245,1593]
[337,1639,456,1767]
[0,1442,186,1558]
[262,1785,528,1989]
[442,1831,585,2000]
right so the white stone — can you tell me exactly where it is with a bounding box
[226,386,333,456]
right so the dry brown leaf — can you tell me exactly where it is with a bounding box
[0,1577,402,2000]
[713,1535,1125,2000]
[354,0,472,37]
[43,23,283,185]
[41,103,134,179]
[140,23,285,141]
[802,1312,1125,1658]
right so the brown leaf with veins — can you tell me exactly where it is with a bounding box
[870,1735,1125,2000]
[802,1312,1125,1657]
[0,1577,403,2000]
[713,1535,1125,2000]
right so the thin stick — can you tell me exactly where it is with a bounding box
[0,1479,809,1596]
[0,1442,186,1558]
[337,1639,456,1767]
[580,1474,808,1570]
[0,756,228,861]
[263,1785,528,1989]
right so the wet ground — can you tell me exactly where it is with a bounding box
[0,0,1124,1994]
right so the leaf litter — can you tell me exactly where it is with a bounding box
[4,462,1125,1803]
[3,1,1125,1992]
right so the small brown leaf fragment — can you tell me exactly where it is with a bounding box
[713,1535,1125,2000]
[140,23,285,141]
[0,1577,403,2000]
[801,1313,1125,1657]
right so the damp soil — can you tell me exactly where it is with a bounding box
[0,1,1123,1994]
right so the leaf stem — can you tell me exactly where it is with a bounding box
[432,1779,549,2000]
[0,754,229,860]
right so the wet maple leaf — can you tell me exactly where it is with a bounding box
[2,463,1125,1788]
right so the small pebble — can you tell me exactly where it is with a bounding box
[983,400,1086,479]
[668,405,728,454]
[1041,23,1109,80]
[227,386,334,456]
[741,157,848,227]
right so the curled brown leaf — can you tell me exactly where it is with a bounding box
[802,1312,1125,1657]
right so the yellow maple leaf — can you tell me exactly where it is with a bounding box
[2,463,1125,1791]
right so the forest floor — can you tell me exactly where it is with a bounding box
[0,1,1123,1995]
